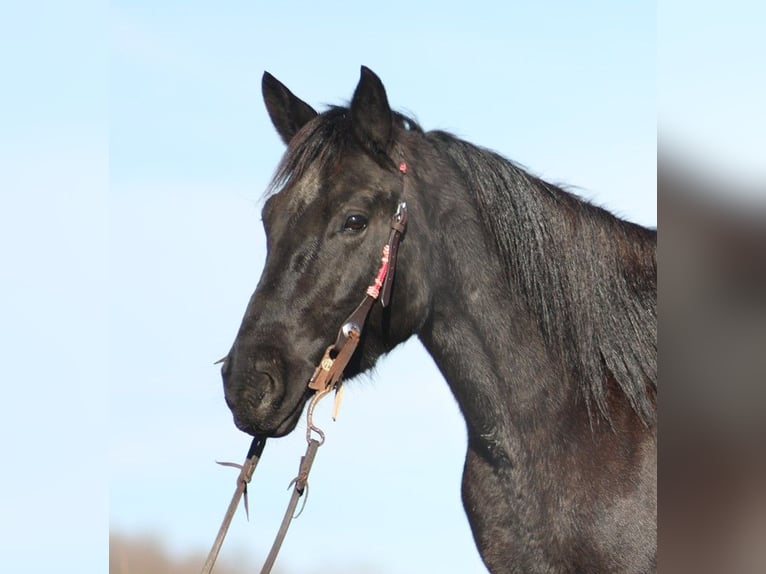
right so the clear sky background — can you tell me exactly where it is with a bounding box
[0,1,664,572]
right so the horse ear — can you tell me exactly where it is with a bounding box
[262,72,318,145]
[350,66,393,153]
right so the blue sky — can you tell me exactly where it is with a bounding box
[659,1,766,189]
[1,1,658,572]
[0,2,107,572]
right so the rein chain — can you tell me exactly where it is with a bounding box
[201,162,409,574]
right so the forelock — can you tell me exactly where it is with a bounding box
[265,107,351,199]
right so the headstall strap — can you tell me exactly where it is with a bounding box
[381,201,408,308]
[202,159,409,574]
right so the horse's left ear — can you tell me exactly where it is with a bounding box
[350,66,393,153]
[262,71,318,145]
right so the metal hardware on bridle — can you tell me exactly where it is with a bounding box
[201,160,409,574]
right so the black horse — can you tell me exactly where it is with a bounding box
[221,67,656,573]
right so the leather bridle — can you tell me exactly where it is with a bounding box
[201,161,409,574]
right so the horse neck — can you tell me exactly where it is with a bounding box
[408,147,654,467]
[412,181,586,464]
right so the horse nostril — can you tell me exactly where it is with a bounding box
[254,362,281,389]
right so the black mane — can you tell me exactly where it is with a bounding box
[429,131,657,423]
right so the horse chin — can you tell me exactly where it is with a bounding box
[231,388,311,438]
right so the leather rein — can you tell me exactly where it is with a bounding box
[201,161,409,574]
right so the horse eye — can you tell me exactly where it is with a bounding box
[343,214,368,232]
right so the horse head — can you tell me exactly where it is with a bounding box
[221,67,431,437]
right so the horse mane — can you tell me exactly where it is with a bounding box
[266,105,656,424]
[428,131,657,424]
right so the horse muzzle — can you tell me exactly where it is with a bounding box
[220,353,311,437]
